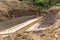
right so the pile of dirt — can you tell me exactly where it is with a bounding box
[39,6,60,28]
[0,1,42,21]
[0,3,60,40]
[0,6,60,40]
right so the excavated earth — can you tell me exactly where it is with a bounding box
[0,1,42,21]
[0,6,60,40]
[0,1,47,31]
[0,1,60,40]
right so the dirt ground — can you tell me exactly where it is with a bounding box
[0,1,60,40]
[1,18,60,40]
[0,1,42,21]
[0,6,60,40]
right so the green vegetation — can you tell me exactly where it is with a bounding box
[19,0,60,9]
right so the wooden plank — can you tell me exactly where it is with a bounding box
[17,17,42,32]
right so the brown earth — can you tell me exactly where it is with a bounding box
[0,6,60,40]
[0,1,43,21]
[0,1,47,31]
[0,1,60,40]
[39,6,60,28]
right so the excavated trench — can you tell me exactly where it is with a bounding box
[0,15,37,31]
[0,1,60,40]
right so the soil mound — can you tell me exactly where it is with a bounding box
[1,2,60,40]
[0,1,40,21]
[40,6,60,28]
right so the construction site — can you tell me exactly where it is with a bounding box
[0,0,60,40]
